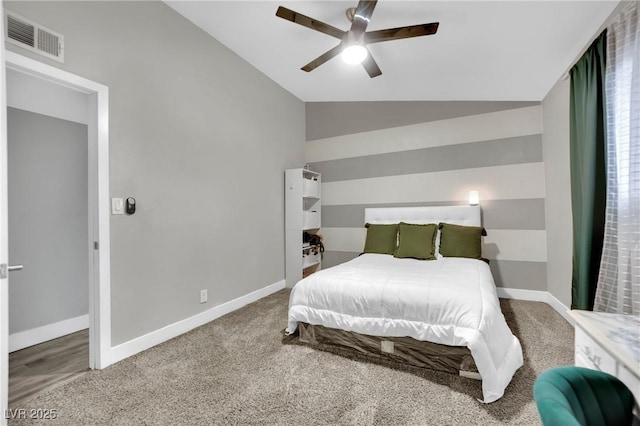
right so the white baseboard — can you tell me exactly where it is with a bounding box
[9,314,89,353]
[104,283,568,368]
[544,292,574,326]
[497,288,573,325]
[107,279,286,366]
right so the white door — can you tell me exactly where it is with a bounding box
[1,1,11,421]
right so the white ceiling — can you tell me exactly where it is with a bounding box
[166,1,619,102]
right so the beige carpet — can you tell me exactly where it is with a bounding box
[9,289,573,425]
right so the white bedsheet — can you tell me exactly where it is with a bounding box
[286,254,523,403]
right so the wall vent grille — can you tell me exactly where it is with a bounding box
[5,12,64,62]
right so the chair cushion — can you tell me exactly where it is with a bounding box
[533,366,635,426]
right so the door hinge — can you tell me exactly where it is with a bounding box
[0,264,7,279]
[94,241,99,250]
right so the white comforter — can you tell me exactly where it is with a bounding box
[287,254,523,403]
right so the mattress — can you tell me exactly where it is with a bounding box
[286,253,524,403]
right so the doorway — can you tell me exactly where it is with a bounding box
[6,70,90,405]
[1,51,111,416]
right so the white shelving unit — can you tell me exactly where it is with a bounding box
[285,168,321,288]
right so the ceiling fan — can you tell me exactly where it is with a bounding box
[275,0,439,78]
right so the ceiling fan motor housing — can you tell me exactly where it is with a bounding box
[346,7,357,22]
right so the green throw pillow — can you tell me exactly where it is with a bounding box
[394,222,437,260]
[363,223,398,255]
[438,223,485,259]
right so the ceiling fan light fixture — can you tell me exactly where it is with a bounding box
[341,29,368,65]
[341,44,367,65]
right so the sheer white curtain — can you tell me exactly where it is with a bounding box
[594,1,640,315]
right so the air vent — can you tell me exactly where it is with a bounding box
[7,14,34,47]
[5,12,64,62]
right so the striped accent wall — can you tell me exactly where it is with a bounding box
[306,105,547,291]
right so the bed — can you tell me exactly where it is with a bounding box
[285,206,523,403]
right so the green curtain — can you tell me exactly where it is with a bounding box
[569,31,607,311]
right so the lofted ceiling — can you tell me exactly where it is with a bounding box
[166,1,619,102]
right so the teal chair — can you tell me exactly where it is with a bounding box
[534,366,636,426]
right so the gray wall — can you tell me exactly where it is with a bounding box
[7,67,89,125]
[542,78,572,307]
[306,102,547,291]
[7,107,88,333]
[5,1,305,345]
[306,101,538,141]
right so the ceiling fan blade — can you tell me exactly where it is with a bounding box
[276,6,345,40]
[365,22,439,44]
[301,44,343,72]
[362,49,382,78]
[350,1,378,33]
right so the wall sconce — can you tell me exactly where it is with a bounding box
[468,190,480,206]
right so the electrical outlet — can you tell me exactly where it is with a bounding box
[381,340,394,354]
[200,289,207,304]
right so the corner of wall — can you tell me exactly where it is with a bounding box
[542,77,572,308]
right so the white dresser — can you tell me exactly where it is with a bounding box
[570,310,640,403]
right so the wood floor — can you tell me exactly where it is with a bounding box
[9,329,89,407]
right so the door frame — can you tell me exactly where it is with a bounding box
[4,52,111,373]
[1,5,10,420]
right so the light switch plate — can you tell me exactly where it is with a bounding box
[381,340,394,354]
[111,198,124,215]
